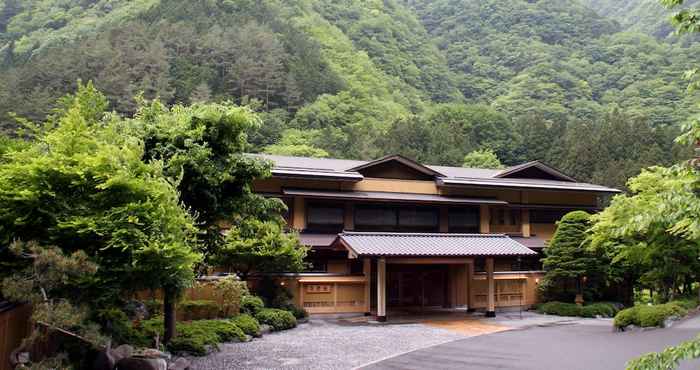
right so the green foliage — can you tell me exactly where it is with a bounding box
[137,317,247,355]
[627,334,700,370]
[94,308,142,345]
[255,308,297,331]
[263,128,329,158]
[580,303,621,318]
[287,305,309,320]
[212,276,248,317]
[541,211,607,301]
[614,302,689,328]
[240,295,265,316]
[230,314,261,337]
[462,149,504,169]
[216,220,308,279]
[536,301,583,317]
[178,300,220,321]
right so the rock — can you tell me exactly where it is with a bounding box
[112,345,134,361]
[260,324,272,335]
[17,352,30,364]
[244,334,253,342]
[93,350,117,370]
[116,357,167,370]
[138,348,171,360]
[168,357,191,370]
[662,316,679,328]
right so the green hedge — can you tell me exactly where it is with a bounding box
[230,314,261,337]
[255,308,297,331]
[537,301,620,318]
[136,318,246,356]
[614,302,689,329]
[241,295,265,316]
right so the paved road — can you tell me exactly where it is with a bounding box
[362,316,700,370]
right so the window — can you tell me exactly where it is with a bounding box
[305,259,328,272]
[355,205,439,232]
[448,207,480,233]
[530,209,568,224]
[306,203,344,232]
[491,208,521,225]
[398,207,438,232]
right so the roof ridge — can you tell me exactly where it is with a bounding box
[340,232,508,238]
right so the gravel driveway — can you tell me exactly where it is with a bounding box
[188,317,467,370]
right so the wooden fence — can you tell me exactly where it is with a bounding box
[0,304,31,370]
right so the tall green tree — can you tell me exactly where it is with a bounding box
[541,211,605,302]
[462,149,504,169]
[0,82,201,343]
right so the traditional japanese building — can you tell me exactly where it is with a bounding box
[250,154,620,320]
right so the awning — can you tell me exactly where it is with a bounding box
[298,233,338,247]
[283,189,507,205]
[337,232,537,257]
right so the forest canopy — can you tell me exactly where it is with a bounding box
[0,0,698,189]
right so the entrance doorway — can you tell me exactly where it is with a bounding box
[387,264,449,309]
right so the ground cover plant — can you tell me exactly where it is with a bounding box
[536,301,621,318]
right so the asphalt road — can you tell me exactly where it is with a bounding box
[362,316,700,370]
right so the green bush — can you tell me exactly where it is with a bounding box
[255,308,297,331]
[241,295,265,316]
[670,298,699,310]
[179,300,220,320]
[536,301,582,317]
[94,308,143,345]
[168,320,246,356]
[231,314,261,337]
[285,305,308,320]
[143,299,163,317]
[614,303,689,328]
[580,303,619,318]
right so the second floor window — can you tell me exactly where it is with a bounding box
[448,207,480,233]
[306,203,344,232]
[355,205,438,232]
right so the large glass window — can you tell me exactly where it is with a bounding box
[306,203,344,232]
[355,205,438,232]
[448,207,480,233]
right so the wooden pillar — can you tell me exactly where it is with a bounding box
[293,197,306,231]
[344,203,354,231]
[363,258,371,315]
[377,257,387,322]
[521,209,531,237]
[439,206,449,233]
[486,257,496,317]
[480,205,490,234]
[299,282,305,310]
[467,262,475,313]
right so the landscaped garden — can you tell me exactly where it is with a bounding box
[0,83,310,369]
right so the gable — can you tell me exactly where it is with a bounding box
[348,155,444,181]
[496,161,576,182]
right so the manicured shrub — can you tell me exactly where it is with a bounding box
[179,300,220,320]
[231,314,261,337]
[213,276,248,317]
[255,308,297,331]
[287,305,309,320]
[168,320,246,356]
[614,303,689,328]
[241,295,265,316]
[536,301,582,317]
[580,302,619,318]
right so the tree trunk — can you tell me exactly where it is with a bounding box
[163,291,176,344]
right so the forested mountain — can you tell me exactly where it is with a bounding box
[0,0,696,189]
[580,0,700,39]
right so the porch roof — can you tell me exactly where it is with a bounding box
[283,188,507,205]
[337,232,537,257]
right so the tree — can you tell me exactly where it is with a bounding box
[263,128,329,158]
[462,149,504,169]
[541,211,604,302]
[135,99,287,274]
[215,220,308,280]
[0,82,201,343]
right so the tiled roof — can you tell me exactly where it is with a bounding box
[250,154,621,193]
[298,233,338,247]
[338,232,537,257]
[510,236,548,249]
